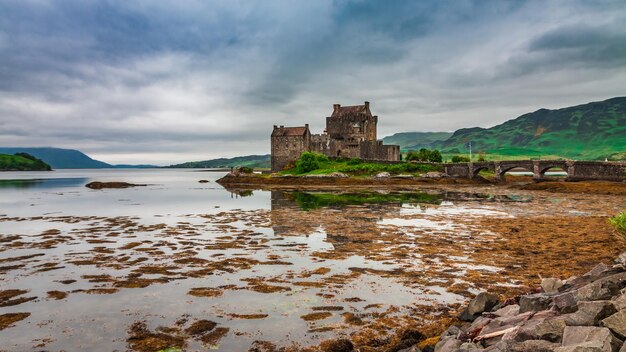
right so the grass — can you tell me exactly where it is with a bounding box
[282,154,442,176]
[290,191,443,210]
[609,211,626,237]
[0,153,52,171]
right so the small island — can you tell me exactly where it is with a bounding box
[0,152,52,171]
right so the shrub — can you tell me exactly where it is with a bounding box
[609,211,626,237]
[451,155,470,163]
[347,158,362,165]
[238,166,254,174]
[405,149,443,163]
[295,152,324,173]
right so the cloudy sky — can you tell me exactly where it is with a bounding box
[1,0,625,165]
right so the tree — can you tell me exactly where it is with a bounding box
[451,155,470,162]
[295,152,321,173]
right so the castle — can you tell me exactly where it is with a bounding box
[271,101,400,171]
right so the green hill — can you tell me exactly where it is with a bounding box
[435,97,626,160]
[168,154,270,169]
[382,132,453,151]
[0,147,158,168]
[0,147,111,168]
[0,153,52,171]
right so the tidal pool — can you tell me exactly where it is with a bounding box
[0,169,624,351]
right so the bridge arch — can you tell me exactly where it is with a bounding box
[497,165,534,181]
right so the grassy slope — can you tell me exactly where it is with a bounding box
[281,158,441,176]
[382,132,453,151]
[169,154,270,168]
[0,154,52,171]
[435,97,626,160]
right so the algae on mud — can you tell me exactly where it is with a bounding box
[1,169,625,351]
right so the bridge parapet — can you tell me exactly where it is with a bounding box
[441,160,625,182]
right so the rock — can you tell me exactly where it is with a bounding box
[459,292,500,321]
[563,301,617,326]
[620,342,626,352]
[320,338,354,352]
[85,181,146,189]
[601,309,626,339]
[491,304,520,318]
[543,278,566,294]
[557,326,621,352]
[575,272,626,301]
[615,252,626,266]
[375,172,391,178]
[421,171,447,179]
[508,339,560,352]
[392,174,415,179]
[467,316,493,333]
[434,337,462,352]
[554,292,580,314]
[514,317,566,343]
[329,172,349,178]
[613,291,626,310]
[458,342,482,351]
[519,293,552,313]
[198,180,210,183]
[397,347,421,352]
[441,325,462,338]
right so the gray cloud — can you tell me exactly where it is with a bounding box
[0,0,625,164]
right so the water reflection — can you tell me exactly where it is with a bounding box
[0,177,88,189]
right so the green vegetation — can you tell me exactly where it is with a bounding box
[283,152,442,176]
[405,148,442,162]
[169,154,270,169]
[290,191,443,210]
[382,132,453,151]
[609,211,626,237]
[451,155,470,162]
[0,153,52,171]
[434,97,626,160]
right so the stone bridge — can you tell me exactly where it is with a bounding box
[442,160,626,182]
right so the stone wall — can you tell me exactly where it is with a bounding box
[325,114,377,141]
[271,133,310,171]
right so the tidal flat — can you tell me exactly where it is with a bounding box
[0,169,625,351]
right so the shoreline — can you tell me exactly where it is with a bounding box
[216,173,626,195]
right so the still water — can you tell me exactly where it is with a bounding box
[0,169,623,351]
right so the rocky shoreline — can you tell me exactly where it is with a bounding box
[388,252,626,352]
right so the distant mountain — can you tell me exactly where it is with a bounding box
[434,97,626,160]
[0,147,158,169]
[0,153,52,171]
[168,154,270,169]
[382,132,453,151]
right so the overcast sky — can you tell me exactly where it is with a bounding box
[1,0,625,165]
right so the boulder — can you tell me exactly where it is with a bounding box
[557,326,621,352]
[491,304,520,318]
[601,309,626,339]
[620,342,626,352]
[615,252,626,267]
[375,172,391,178]
[543,278,566,294]
[441,325,462,338]
[575,272,626,301]
[434,337,462,352]
[459,292,500,321]
[613,291,626,311]
[508,339,560,352]
[421,171,447,179]
[458,342,482,351]
[514,317,566,343]
[563,301,617,326]
[554,292,580,314]
[519,293,552,313]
